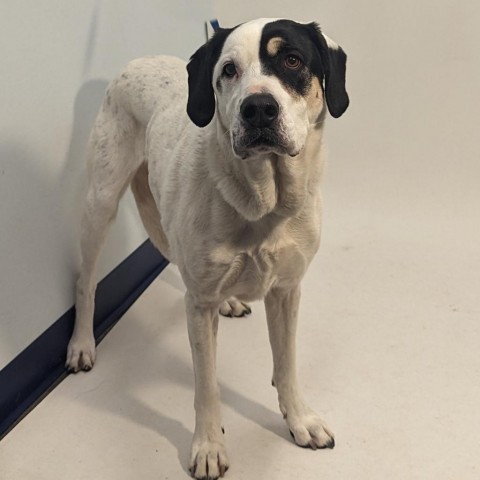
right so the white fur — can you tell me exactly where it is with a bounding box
[66,18,336,479]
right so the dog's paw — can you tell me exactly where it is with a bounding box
[219,298,251,318]
[286,411,335,450]
[189,438,229,480]
[66,332,96,373]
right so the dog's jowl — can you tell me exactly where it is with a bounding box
[66,18,348,480]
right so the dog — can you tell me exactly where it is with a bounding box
[66,18,349,479]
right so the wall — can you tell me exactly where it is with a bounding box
[0,0,212,370]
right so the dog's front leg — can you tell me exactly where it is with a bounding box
[265,285,335,450]
[185,292,229,479]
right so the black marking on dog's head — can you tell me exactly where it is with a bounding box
[259,20,349,118]
[260,20,318,98]
[186,27,235,127]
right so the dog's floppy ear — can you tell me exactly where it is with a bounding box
[186,28,232,127]
[306,23,349,118]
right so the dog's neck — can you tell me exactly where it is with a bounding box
[206,119,325,223]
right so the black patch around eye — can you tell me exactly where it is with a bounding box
[259,20,325,97]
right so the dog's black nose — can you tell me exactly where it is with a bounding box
[240,94,279,128]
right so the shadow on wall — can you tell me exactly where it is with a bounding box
[0,142,64,362]
[0,81,107,362]
[59,78,108,261]
[0,78,145,365]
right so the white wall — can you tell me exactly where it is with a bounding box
[0,0,213,369]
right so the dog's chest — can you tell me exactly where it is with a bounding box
[211,236,308,301]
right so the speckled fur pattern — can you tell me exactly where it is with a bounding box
[66,18,348,480]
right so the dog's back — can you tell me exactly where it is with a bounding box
[104,55,188,128]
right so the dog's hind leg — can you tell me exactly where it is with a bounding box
[66,99,143,372]
[219,298,251,318]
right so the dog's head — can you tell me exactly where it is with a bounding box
[187,18,349,159]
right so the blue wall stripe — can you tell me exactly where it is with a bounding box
[0,240,169,440]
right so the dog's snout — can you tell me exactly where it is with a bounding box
[240,94,279,128]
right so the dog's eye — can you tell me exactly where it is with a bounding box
[284,55,302,70]
[222,62,237,78]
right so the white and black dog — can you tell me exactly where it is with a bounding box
[66,18,348,479]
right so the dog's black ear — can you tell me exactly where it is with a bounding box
[306,23,349,118]
[186,28,232,127]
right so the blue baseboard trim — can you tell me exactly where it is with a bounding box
[0,240,169,440]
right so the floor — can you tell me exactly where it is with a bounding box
[2,142,480,479]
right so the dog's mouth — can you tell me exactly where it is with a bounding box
[233,127,291,159]
[245,127,279,147]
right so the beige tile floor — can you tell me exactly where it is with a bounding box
[2,146,480,479]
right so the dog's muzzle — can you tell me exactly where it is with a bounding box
[233,94,290,159]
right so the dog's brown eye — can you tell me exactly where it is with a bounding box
[284,55,301,69]
[222,62,237,78]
